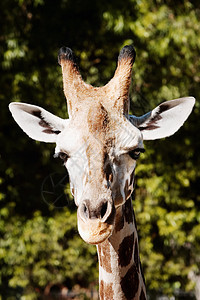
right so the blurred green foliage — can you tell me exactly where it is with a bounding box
[0,0,200,299]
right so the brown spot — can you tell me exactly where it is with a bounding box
[100,280,114,300]
[124,179,129,195]
[134,239,139,272]
[139,289,147,300]
[124,198,133,224]
[42,129,61,134]
[104,160,113,184]
[159,102,171,113]
[118,233,134,267]
[87,104,110,136]
[125,179,129,188]
[130,170,135,186]
[139,124,160,131]
[98,240,112,273]
[146,112,162,124]
[121,264,139,300]
[31,110,61,134]
[115,208,124,232]
[35,114,50,129]
[139,113,162,131]
[39,119,49,128]
[31,109,42,118]
[99,280,104,300]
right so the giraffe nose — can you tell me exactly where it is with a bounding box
[79,199,114,223]
[78,199,116,244]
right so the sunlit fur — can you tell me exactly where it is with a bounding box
[9,45,195,300]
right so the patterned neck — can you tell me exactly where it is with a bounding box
[97,198,147,300]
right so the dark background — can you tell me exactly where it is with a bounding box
[0,0,200,298]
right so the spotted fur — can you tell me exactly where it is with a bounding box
[97,200,147,300]
[115,207,124,233]
[121,264,139,300]
[118,233,134,267]
[139,289,146,300]
[100,280,114,300]
[98,240,112,273]
[9,45,194,300]
[124,198,134,224]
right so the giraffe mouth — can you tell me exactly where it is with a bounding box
[77,216,114,245]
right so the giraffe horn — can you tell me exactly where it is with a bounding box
[58,47,88,118]
[106,45,136,114]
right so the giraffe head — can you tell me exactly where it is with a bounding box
[9,45,195,244]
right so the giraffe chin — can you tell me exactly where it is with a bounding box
[77,218,114,245]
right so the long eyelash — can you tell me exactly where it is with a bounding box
[53,152,69,161]
[137,148,145,153]
[129,148,145,160]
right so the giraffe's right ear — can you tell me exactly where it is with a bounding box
[9,102,67,143]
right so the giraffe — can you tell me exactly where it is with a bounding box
[9,45,195,300]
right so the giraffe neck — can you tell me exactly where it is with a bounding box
[97,198,147,300]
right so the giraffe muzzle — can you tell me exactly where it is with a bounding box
[77,199,116,244]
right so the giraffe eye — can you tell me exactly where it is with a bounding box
[54,152,69,161]
[129,148,145,160]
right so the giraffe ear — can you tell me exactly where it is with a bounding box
[129,97,195,140]
[9,102,68,143]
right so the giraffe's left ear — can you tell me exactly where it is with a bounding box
[129,97,195,140]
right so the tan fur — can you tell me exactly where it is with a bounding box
[58,46,146,299]
[98,240,112,273]
[9,46,194,300]
[60,53,134,117]
[100,280,114,300]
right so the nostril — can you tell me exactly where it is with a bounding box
[100,202,108,219]
[105,163,113,184]
[79,202,89,221]
[83,203,89,219]
[79,199,114,223]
